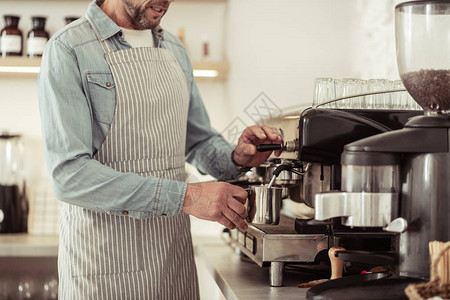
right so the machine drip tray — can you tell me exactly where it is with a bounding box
[253,216,298,234]
[306,273,425,300]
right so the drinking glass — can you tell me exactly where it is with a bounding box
[313,78,336,108]
[367,79,387,109]
[390,80,407,109]
[383,80,396,109]
[334,79,345,108]
[335,78,366,109]
[42,276,58,300]
[0,276,15,299]
[16,277,37,299]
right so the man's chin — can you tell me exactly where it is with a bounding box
[135,18,160,30]
[143,13,162,28]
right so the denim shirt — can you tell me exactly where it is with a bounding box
[38,1,242,219]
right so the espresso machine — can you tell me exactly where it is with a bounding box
[228,100,422,287]
[228,1,449,297]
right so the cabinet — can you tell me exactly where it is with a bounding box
[0,234,58,299]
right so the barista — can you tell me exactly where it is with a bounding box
[37,0,282,298]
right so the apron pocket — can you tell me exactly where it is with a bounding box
[87,72,116,124]
[68,210,145,278]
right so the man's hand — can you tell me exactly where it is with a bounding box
[182,182,249,231]
[233,125,283,167]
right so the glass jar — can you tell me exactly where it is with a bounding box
[0,132,28,233]
[27,16,49,57]
[1,15,23,57]
[64,16,80,25]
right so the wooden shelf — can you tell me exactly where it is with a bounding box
[0,56,229,80]
[0,233,58,257]
[192,60,230,80]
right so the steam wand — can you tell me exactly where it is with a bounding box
[267,163,310,189]
[267,164,292,189]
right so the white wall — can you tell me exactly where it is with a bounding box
[225,0,402,125]
[0,0,402,236]
[226,0,359,118]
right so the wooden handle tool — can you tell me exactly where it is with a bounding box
[329,246,346,280]
[298,246,346,288]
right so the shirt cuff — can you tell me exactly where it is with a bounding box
[105,179,187,219]
[156,178,188,217]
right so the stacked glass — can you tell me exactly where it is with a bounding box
[312,78,422,110]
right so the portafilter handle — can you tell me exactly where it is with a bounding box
[256,140,298,152]
[257,144,283,152]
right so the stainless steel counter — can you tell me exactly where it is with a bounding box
[193,237,315,300]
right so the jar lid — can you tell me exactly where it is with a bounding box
[4,15,20,21]
[65,16,80,25]
[4,15,20,19]
[0,129,21,138]
[31,16,47,20]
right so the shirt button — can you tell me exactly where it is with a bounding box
[161,213,167,217]
[123,211,129,215]
[106,82,111,87]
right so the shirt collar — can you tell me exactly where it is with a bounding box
[86,0,120,41]
[86,0,165,44]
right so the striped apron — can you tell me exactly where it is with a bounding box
[57,21,199,299]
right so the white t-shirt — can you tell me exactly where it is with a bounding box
[120,27,155,48]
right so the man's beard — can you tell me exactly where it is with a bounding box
[121,0,161,29]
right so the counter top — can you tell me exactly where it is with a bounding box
[0,233,58,257]
[1,234,320,299]
[194,237,321,300]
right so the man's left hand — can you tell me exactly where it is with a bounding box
[232,125,283,167]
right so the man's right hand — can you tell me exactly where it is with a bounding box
[182,182,249,231]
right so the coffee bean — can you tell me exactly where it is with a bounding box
[401,69,450,112]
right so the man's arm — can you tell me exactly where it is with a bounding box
[38,39,186,219]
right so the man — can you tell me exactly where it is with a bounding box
[38,0,282,298]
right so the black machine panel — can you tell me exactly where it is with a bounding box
[297,108,422,165]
